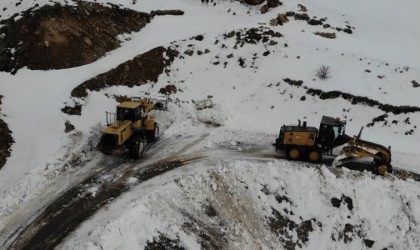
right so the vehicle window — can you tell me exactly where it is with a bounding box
[332,126,340,138]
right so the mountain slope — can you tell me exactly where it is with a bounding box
[0,0,419,249]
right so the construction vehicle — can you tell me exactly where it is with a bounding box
[96,95,167,159]
[274,116,393,175]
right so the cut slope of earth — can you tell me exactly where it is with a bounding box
[0,95,13,169]
[0,1,150,73]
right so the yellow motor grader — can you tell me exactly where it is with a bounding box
[96,95,167,159]
[274,116,393,175]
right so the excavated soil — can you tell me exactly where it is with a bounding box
[70,46,179,98]
[0,1,150,73]
[0,95,14,170]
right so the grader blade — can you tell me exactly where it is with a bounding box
[332,154,356,167]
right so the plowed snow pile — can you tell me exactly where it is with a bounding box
[62,159,420,249]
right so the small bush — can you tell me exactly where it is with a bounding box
[316,65,331,80]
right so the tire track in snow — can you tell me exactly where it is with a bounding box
[7,134,420,249]
[6,134,209,250]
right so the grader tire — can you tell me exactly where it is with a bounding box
[306,149,322,163]
[287,148,301,160]
[375,162,393,175]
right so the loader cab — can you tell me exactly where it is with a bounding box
[317,116,346,151]
[116,102,143,122]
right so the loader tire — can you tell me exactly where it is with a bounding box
[128,136,145,159]
[286,147,301,160]
[306,149,322,163]
[146,123,159,142]
[375,161,392,175]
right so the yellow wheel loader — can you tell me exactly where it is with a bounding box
[97,96,166,159]
[274,116,393,175]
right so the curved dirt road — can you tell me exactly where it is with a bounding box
[6,135,420,250]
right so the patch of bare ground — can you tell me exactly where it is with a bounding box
[279,79,420,115]
[150,10,184,17]
[314,31,336,39]
[145,233,185,250]
[0,1,150,73]
[268,207,321,249]
[272,7,355,34]
[0,95,14,170]
[306,88,420,115]
[69,46,179,99]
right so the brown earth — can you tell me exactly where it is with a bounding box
[281,79,420,115]
[0,1,151,73]
[0,95,14,170]
[70,46,179,99]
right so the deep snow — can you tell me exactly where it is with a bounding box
[0,0,420,249]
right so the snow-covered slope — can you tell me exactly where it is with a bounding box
[0,0,419,249]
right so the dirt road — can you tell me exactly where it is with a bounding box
[6,135,420,250]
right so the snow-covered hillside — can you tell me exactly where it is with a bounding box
[0,0,419,249]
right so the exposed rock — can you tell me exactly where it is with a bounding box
[308,19,324,25]
[145,233,185,250]
[267,0,281,8]
[232,27,282,46]
[202,203,218,217]
[294,13,310,21]
[268,208,321,249]
[306,88,420,115]
[331,197,341,208]
[244,0,265,5]
[283,78,303,87]
[193,34,204,41]
[64,121,75,133]
[276,14,289,25]
[298,4,308,12]
[343,27,353,34]
[83,37,92,46]
[412,80,420,88]
[159,84,177,95]
[149,9,184,17]
[260,5,269,14]
[61,103,82,116]
[314,32,336,39]
[184,49,194,56]
[363,239,375,248]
